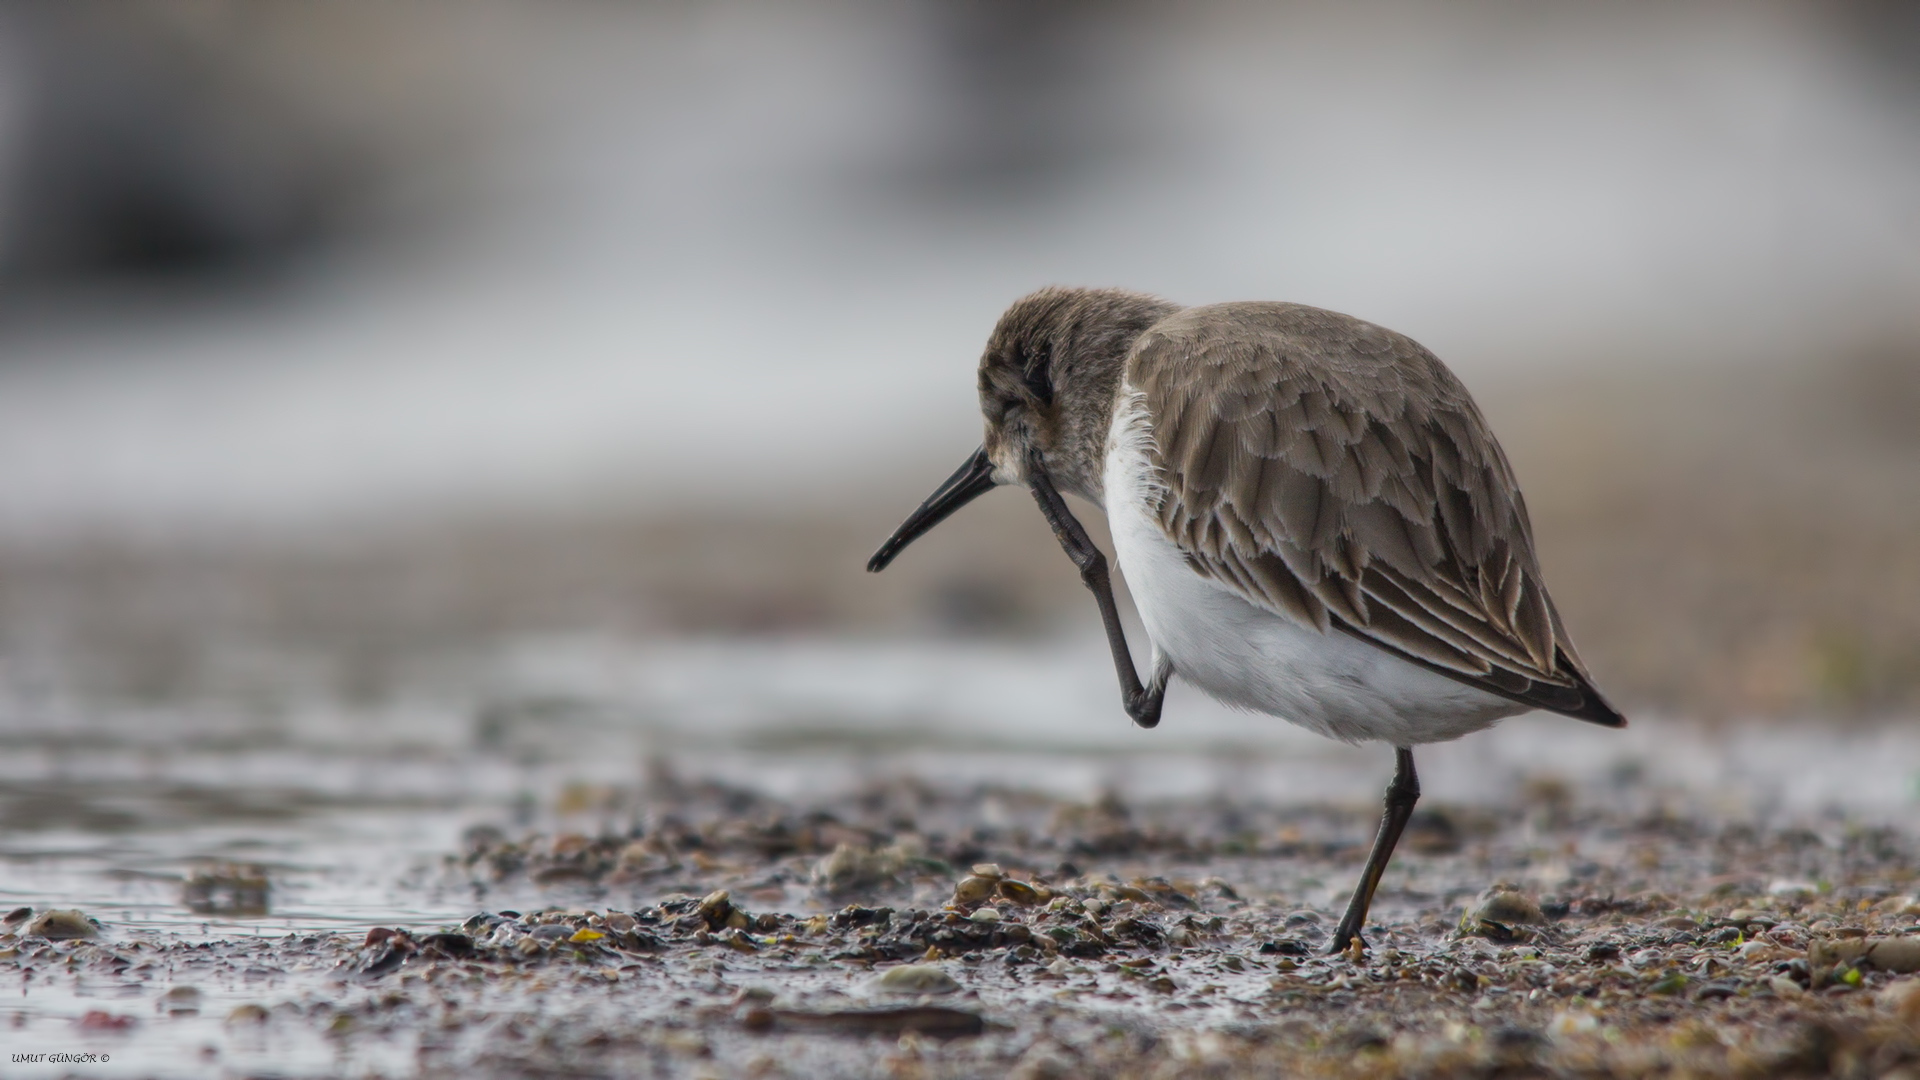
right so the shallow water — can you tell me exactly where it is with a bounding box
[5,632,1917,943]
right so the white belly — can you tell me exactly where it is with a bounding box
[1103,393,1526,746]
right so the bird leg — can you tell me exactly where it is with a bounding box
[1329,747,1420,954]
[1025,455,1166,729]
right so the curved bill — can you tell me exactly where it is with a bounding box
[866,447,998,572]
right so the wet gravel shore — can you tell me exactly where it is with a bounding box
[8,765,1920,1078]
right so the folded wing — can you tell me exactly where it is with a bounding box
[1132,302,1623,726]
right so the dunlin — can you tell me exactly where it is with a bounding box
[869,287,1624,953]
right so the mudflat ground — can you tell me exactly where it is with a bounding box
[8,744,1920,1079]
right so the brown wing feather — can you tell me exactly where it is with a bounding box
[1132,302,1624,727]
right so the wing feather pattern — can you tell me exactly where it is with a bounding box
[1131,303,1624,726]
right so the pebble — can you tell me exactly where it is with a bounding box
[870,965,961,995]
[1461,888,1545,939]
[997,879,1043,906]
[27,909,99,940]
[953,876,998,905]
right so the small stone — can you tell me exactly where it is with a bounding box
[872,965,960,995]
[1769,976,1806,996]
[970,864,1004,880]
[2,907,29,927]
[997,880,1042,906]
[27,909,98,940]
[226,1004,270,1025]
[968,908,1002,923]
[418,933,474,958]
[605,912,637,933]
[1460,889,1544,940]
[696,889,734,930]
[1695,979,1741,1001]
[953,876,998,905]
[1476,890,1546,925]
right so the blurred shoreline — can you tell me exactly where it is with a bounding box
[3,356,1916,723]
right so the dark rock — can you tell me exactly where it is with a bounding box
[418,933,476,958]
[1488,1026,1546,1052]
[361,945,408,977]
[759,1006,985,1038]
[462,913,507,934]
[830,905,893,930]
[1695,979,1741,1001]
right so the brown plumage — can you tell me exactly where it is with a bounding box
[1134,301,1621,726]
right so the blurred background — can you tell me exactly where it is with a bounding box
[3,0,1920,932]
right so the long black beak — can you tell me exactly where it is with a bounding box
[866,447,999,572]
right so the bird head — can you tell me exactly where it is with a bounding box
[868,286,1178,572]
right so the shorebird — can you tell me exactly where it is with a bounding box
[867,287,1625,954]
